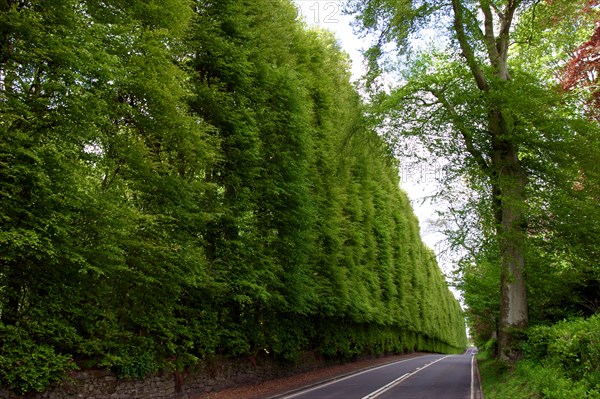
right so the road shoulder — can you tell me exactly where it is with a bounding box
[472,352,484,399]
[201,353,427,399]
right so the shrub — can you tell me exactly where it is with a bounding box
[481,315,600,398]
[526,314,600,389]
[0,325,76,394]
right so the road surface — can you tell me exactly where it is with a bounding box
[276,349,480,399]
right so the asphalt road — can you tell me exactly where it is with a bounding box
[278,349,480,399]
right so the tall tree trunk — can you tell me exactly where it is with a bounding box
[451,0,529,360]
[491,132,529,361]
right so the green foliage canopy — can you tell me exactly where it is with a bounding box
[348,0,600,357]
[0,0,467,393]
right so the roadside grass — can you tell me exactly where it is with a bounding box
[477,350,536,399]
[477,315,600,398]
[477,351,599,399]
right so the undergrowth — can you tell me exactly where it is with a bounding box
[478,314,600,399]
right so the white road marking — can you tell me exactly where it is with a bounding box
[469,349,480,399]
[280,355,440,399]
[360,355,452,399]
[360,373,410,399]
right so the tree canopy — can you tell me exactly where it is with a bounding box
[348,0,600,360]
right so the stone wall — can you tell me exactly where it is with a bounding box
[0,352,325,399]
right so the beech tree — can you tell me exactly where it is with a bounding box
[1,0,467,393]
[349,0,599,360]
[445,0,600,347]
[563,21,600,121]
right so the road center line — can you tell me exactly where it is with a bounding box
[360,355,451,399]
[280,355,439,399]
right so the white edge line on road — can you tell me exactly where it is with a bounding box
[280,355,440,399]
[470,351,475,399]
[360,355,452,399]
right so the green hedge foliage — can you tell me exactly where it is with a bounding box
[0,0,467,393]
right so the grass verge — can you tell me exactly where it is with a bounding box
[477,351,599,399]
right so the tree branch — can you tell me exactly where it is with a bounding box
[479,0,501,68]
[451,0,489,91]
[429,87,490,172]
[495,0,521,80]
[490,2,504,18]
[402,95,439,107]
[463,6,486,44]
